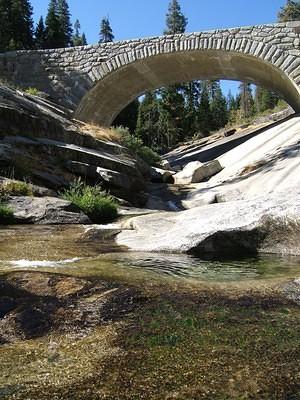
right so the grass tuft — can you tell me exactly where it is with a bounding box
[0,202,15,224]
[0,181,33,197]
[61,179,118,223]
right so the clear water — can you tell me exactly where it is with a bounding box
[0,225,300,282]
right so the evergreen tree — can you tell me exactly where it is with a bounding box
[45,0,62,48]
[198,81,212,135]
[239,82,255,118]
[72,19,87,46]
[210,82,228,130]
[159,85,186,146]
[164,0,188,35]
[278,0,300,22]
[255,86,279,113]
[0,0,34,51]
[183,81,200,137]
[0,0,12,52]
[35,16,47,49]
[81,32,87,45]
[99,17,114,43]
[57,0,72,46]
[135,92,160,149]
[227,90,237,111]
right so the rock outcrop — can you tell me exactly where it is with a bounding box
[116,191,300,257]
[0,85,149,206]
[7,196,90,224]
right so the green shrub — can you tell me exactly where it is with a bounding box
[0,202,15,224]
[116,126,161,166]
[0,181,33,197]
[24,87,40,96]
[61,179,118,223]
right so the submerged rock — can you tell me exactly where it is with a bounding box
[7,196,90,224]
[116,191,300,257]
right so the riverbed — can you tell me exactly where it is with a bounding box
[0,225,300,399]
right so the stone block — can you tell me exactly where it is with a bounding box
[173,160,223,185]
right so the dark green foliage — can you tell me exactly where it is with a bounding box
[61,179,118,223]
[81,32,87,45]
[117,126,161,166]
[238,82,255,118]
[113,100,139,133]
[0,202,15,224]
[164,0,188,34]
[45,0,63,48]
[227,90,238,111]
[99,17,114,43]
[72,19,87,46]
[35,16,47,49]
[45,0,72,48]
[255,86,279,113]
[135,92,161,150]
[278,0,300,21]
[158,85,186,148]
[182,81,201,136]
[198,82,212,135]
[0,0,34,52]
[57,0,72,47]
[210,82,229,130]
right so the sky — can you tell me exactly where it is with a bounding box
[29,0,288,95]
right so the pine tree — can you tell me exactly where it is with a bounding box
[81,32,87,45]
[57,0,72,46]
[35,16,47,49]
[45,0,62,48]
[72,19,86,46]
[99,17,114,43]
[159,85,186,146]
[278,0,300,22]
[227,90,237,111]
[164,0,188,35]
[0,0,12,52]
[239,82,255,118]
[255,86,279,113]
[210,82,228,130]
[182,81,200,137]
[198,81,212,135]
[0,0,34,51]
[135,92,160,149]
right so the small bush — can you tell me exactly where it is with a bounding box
[116,127,161,166]
[61,179,118,223]
[0,202,15,224]
[24,87,40,96]
[0,181,33,197]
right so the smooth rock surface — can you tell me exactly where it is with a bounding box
[7,196,90,224]
[116,191,300,256]
[183,114,300,209]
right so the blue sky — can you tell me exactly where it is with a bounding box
[30,0,288,95]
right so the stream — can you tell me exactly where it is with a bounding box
[1,224,300,283]
[1,225,300,399]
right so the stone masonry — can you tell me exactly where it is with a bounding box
[1,22,300,125]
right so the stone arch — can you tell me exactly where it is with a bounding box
[74,30,300,126]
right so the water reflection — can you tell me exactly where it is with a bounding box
[0,225,300,283]
[2,252,300,283]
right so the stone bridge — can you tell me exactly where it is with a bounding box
[1,21,300,126]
